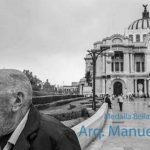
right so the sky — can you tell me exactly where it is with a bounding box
[0,0,149,85]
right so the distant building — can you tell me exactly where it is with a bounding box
[80,5,150,97]
[63,82,79,95]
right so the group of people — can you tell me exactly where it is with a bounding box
[104,94,124,112]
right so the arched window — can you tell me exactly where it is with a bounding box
[111,51,123,72]
[143,34,147,42]
[136,34,140,42]
[135,53,145,72]
[129,34,133,42]
[112,38,122,43]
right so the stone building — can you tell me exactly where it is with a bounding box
[63,82,79,95]
[80,5,150,97]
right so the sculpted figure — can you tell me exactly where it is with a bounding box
[138,83,143,97]
[143,4,148,10]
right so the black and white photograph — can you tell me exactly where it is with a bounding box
[0,0,150,150]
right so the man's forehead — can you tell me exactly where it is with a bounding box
[0,79,24,95]
[0,69,32,93]
[0,78,16,90]
[0,87,18,97]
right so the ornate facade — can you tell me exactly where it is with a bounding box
[80,5,150,97]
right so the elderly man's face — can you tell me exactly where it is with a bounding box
[0,91,16,136]
[0,69,32,137]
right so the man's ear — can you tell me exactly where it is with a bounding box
[12,92,24,112]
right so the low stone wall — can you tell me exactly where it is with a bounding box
[72,103,108,150]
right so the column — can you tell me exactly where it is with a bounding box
[124,52,129,73]
[133,35,136,42]
[144,79,147,97]
[132,79,134,94]
[132,53,135,72]
[130,53,133,72]
[105,56,107,74]
[148,80,150,97]
[79,85,82,95]
[102,55,105,73]
[102,79,105,94]
[96,79,100,96]
[145,53,150,72]
[140,34,143,43]
[113,62,115,72]
[135,79,137,96]
[106,56,111,74]
[96,57,100,76]
[145,53,147,72]
[81,84,84,95]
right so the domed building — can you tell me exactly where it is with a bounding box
[80,5,150,97]
[125,4,150,42]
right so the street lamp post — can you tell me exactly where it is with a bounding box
[105,55,107,95]
[104,53,112,95]
[87,47,114,111]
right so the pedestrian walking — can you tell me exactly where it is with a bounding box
[129,94,135,101]
[118,94,124,111]
[105,94,112,109]
[143,94,146,101]
[112,94,115,100]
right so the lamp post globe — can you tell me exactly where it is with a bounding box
[107,49,114,57]
[107,57,112,64]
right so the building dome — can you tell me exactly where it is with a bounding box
[128,18,150,30]
[128,5,150,30]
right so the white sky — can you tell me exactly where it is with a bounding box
[0,0,149,85]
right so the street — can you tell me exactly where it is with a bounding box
[86,99,150,150]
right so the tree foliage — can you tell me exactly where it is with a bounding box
[23,70,42,91]
[43,79,52,92]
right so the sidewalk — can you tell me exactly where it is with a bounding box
[86,99,150,150]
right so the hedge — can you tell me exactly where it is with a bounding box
[35,97,87,110]
[32,95,84,105]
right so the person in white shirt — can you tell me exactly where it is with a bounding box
[118,94,124,112]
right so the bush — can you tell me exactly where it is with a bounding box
[49,107,89,121]
[35,104,51,110]
[68,104,76,110]
[33,91,50,96]
[81,108,90,117]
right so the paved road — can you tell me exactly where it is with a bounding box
[86,99,150,150]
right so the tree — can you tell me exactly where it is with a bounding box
[43,79,51,92]
[23,70,42,91]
